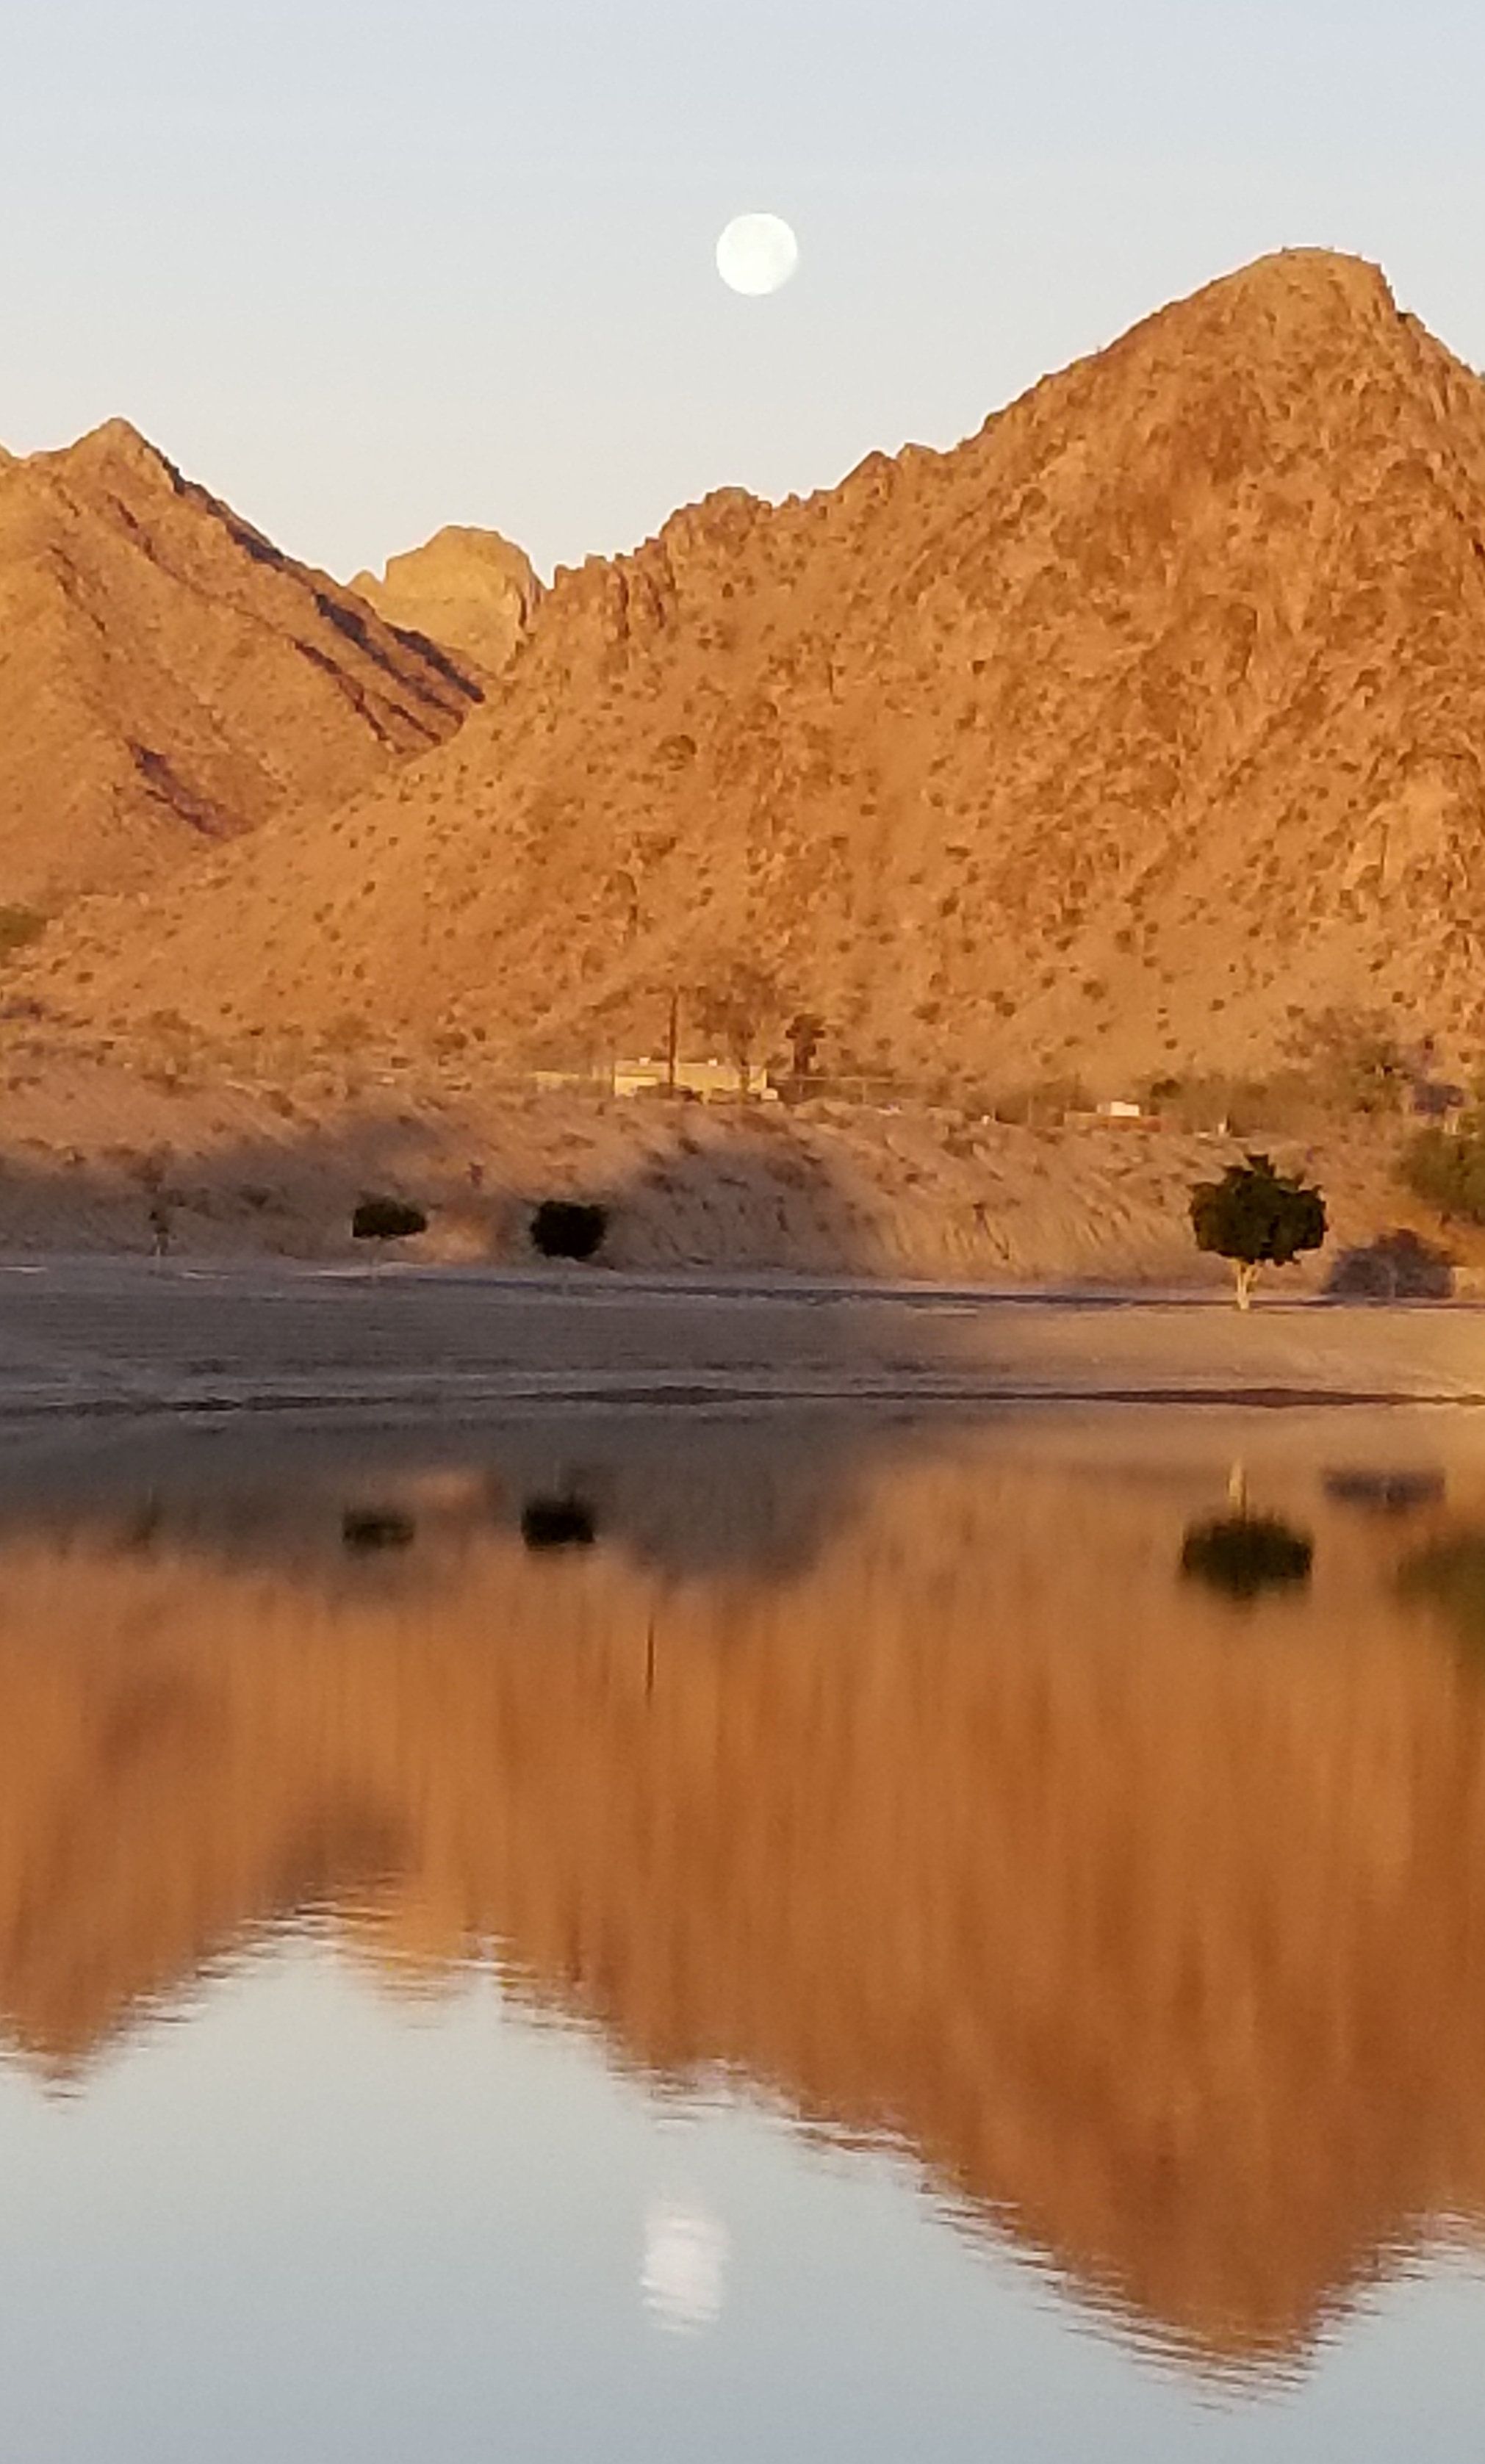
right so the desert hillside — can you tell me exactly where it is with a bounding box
[21,248,1485,1101]
[0,420,481,908]
[0,1417,1483,2361]
[351,525,542,678]
[0,1029,1460,1288]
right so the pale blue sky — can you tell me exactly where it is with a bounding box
[4,1,1484,579]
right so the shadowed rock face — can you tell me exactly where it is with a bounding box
[0,419,482,906]
[35,248,1485,1092]
[0,1415,1483,2370]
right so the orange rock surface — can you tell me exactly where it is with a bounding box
[25,251,1485,1099]
[352,525,542,679]
[0,420,481,907]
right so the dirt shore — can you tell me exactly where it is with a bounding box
[0,1056,1473,1294]
[0,1258,1476,1420]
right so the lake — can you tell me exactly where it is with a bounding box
[0,1401,1483,2459]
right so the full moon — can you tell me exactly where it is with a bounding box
[716,212,799,298]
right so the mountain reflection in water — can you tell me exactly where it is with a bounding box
[0,1406,1484,2384]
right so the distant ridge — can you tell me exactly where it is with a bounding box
[352,525,542,680]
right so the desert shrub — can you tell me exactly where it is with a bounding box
[146,1192,176,1256]
[1195,1016,1413,1134]
[134,1147,173,1193]
[521,1495,598,1551]
[0,907,46,961]
[1142,1073,1257,1132]
[1190,1152,1327,1308]
[1324,1469,1445,1514]
[1398,1533,1485,1654]
[783,1012,827,1079]
[1223,1071,1330,1136]
[530,1198,608,1261]
[1181,1515,1315,1600]
[352,1195,428,1242]
[1298,1006,1412,1117]
[1326,1228,1454,1300]
[342,1509,416,1554]
[1400,1122,1485,1225]
[992,1075,1090,1128]
[693,959,785,1092]
[1182,1060,1406,1140]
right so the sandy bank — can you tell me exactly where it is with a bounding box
[0,1260,1477,1419]
[0,1056,1473,1295]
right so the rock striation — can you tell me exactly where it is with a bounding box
[0,419,482,907]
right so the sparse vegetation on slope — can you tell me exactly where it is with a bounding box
[0,420,482,907]
[21,250,1485,1109]
[351,525,542,678]
[1400,1117,1485,1225]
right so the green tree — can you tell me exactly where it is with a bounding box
[1399,1532,1485,1657]
[530,1199,608,1261]
[1189,1152,1327,1310]
[0,907,46,961]
[1400,1118,1485,1225]
[352,1195,428,1244]
[1290,1005,1413,1117]
[784,1010,827,1082]
[694,961,781,1095]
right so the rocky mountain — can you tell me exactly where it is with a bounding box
[0,420,481,907]
[351,525,542,678]
[20,251,1485,1096]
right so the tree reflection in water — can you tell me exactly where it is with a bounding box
[1399,1530,1485,1656]
[1180,1513,1314,1601]
[521,1496,599,1552]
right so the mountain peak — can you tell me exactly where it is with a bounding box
[57,417,179,486]
[1204,243,1392,306]
[1115,248,1399,356]
[0,428,482,907]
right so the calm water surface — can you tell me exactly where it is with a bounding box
[1,1403,1484,2460]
